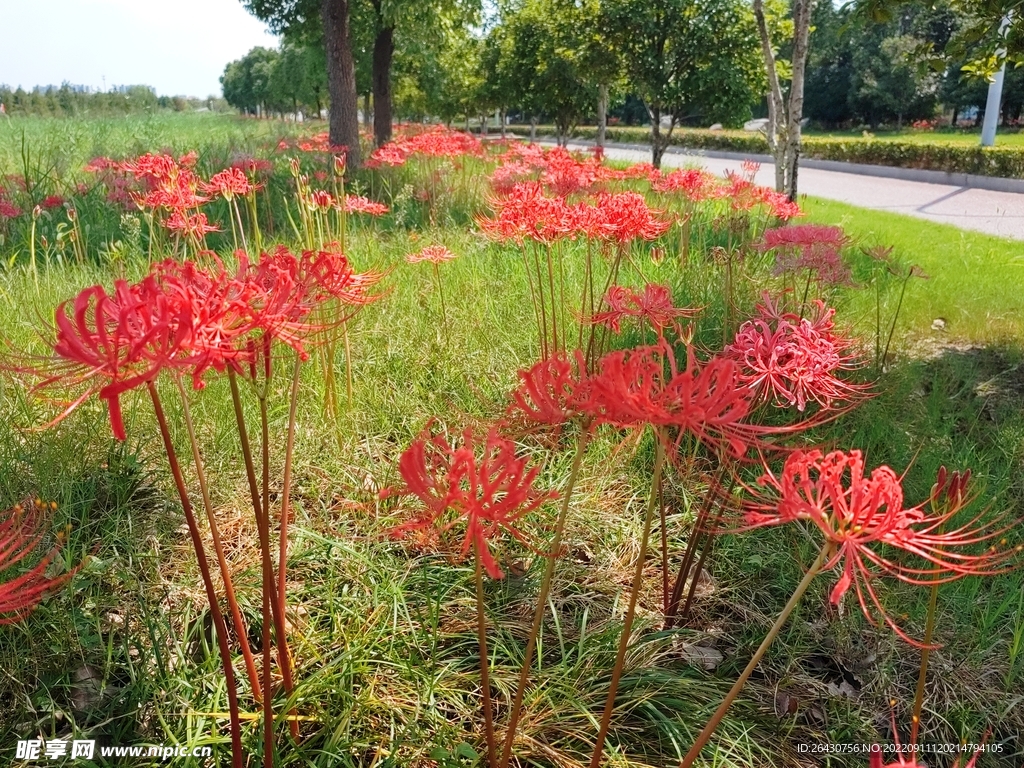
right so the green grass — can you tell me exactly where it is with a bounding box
[1,115,1023,768]
[802,196,1024,343]
[0,112,310,183]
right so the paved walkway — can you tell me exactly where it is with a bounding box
[562,142,1024,241]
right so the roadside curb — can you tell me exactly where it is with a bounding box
[543,138,1024,194]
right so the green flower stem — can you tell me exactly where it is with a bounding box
[147,383,243,767]
[499,426,591,768]
[173,376,262,704]
[590,432,667,768]
[475,547,498,768]
[278,356,303,741]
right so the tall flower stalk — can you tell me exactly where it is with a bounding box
[389,425,555,768]
[679,450,1019,767]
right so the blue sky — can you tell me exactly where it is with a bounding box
[0,0,280,97]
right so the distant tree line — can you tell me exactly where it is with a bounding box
[228,0,1023,161]
[803,0,1024,129]
[0,83,229,117]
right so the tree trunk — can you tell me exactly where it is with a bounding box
[321,0,362,168]
[500,109,507,138]
[372,24,394,146]
[783,0,813,200]
[648,103,664,168]
[480,114,488,137]
[754,0,813,200]
[529,116,537,143]
[363,93,371,129]
[753,0,789,193]
[597,83,608,148]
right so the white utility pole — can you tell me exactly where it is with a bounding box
[981,14,1012,147]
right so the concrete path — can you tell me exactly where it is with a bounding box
[563,141,1024,241]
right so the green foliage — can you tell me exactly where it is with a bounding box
[599,0,763,130]
[0,84,203,119]
[3,115,1024,767]
[480,0,598,135]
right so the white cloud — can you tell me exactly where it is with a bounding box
[0,0,280,97]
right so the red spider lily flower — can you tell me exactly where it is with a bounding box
[342,195,389,216]
[478,182,578,245]
[83,156,115,174]
[614,162,660,181]
[506,350,591,428]
[742,450,1021,645]
[119,153,179,182]
[1,499,79,623]
[724,294,869,412]
[589,192,671,243]
[368,126,483,167]
[406,245,457,265]
[202,168,253,200]
[139,184,209,211]
[740,159,761,180]
[653,168,720,201]
[38,277,193,439]
[40,195,65,210]
[152,257,265,387]
[540,147,601,197]
[762,224,853,286]
[757,188,802,220]
[165,210,218,239]
[300,246,386,308]
[389,425,555,579]
[307,189,335,212]
[0,199,21,219]
[585,341,756,456]
[246,249,321,358]
[589,283,699,336]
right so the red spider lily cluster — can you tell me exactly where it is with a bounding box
[504,339,759,457]
[763,223,854,285]
[389,425,556,579]
[0,498,79,624]
[740,449,1020,645]
[367,125,484,167]
[342,194,389,216]
[31,247,382,440]
[490,145,662,198]
[724,293,869,411]
[0,194,21,220]
[652,168,720,201]
[478,182,670,244]
[203,167,255,200]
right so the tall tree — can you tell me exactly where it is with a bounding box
[601,0,762,167]
[752,0,812,198]
[243,0,362,166]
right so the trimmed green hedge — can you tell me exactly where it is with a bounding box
[511,125,1024,179]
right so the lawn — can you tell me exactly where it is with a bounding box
[0,115,1022,768]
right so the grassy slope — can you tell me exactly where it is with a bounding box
[0,118,1022,767]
